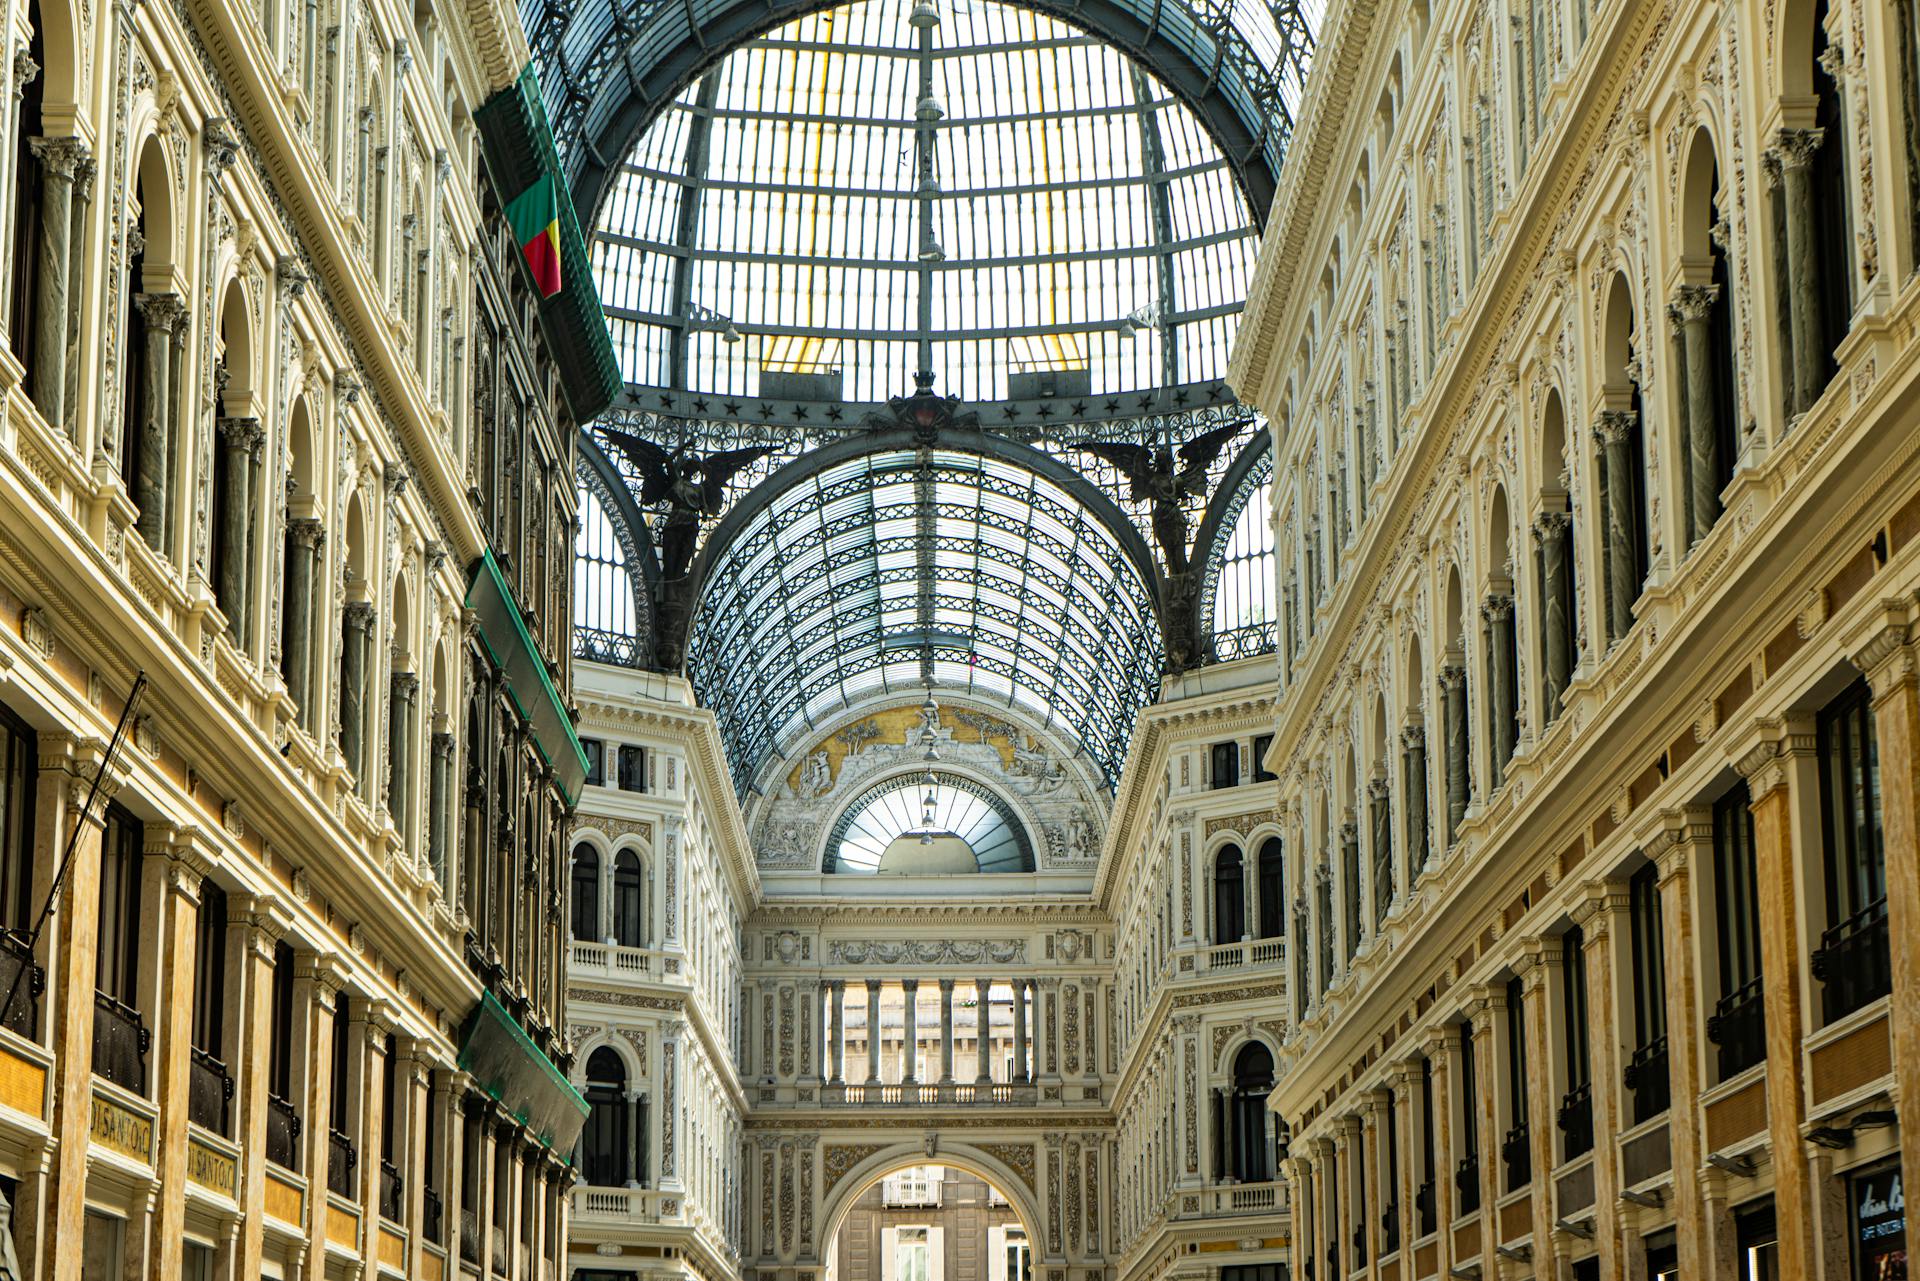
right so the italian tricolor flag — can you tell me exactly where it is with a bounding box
[506,173,563,298]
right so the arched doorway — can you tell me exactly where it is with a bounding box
[819,1147,1045,1281]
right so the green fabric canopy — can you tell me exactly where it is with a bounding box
[457,990,589,1153]
[465,549,590,803]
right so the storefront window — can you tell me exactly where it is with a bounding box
[1852,1164,1906,1281]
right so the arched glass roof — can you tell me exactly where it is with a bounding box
[827,773,1034,873]
[687,447,1162,793]
[590,0,1261,404]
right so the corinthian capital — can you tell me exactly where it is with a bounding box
[28,135,88,179]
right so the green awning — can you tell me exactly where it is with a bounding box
[457,990,589,1153]
[466,549,590,803]
[474,64,622,425]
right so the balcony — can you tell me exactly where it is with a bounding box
[1455,1155,1481,1215]
[1812,898,1890,1023]
[1625,1036,1671,1124]
[188,1046,234,1135]
[569,940,658,979]
[380,1159,404,1222]
[1707,976,1766,1078]
[1179,1181,1287,1217]
[266,1092,302,1170]
[423,1187,444,1244]
[1201,939,1286,971]
[1501,1122,1531,1189]
[91,992,149,1093]
[1557,1084,1594,1159]
[459,1209,480,1264]
[1414,1178,1436,1237]
[327,1128,358,1199]
[572,1185,661,1225]
[826,1081,1036,1105]
[1381,1202,1400,1253]
[0,928,42,1039]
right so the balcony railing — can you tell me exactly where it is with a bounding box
[828,1081,1034,1105]
[0,928,42,1039]
[568,941,656,977]
[1557,1084,1594,1159]
[459,1209,480,1264]
[327,1128,358,1199]
[1455,1155,1481,1215]
[1414,1178,1436,1237]
[188,1046,234,1135]
[423,1187,444,1244]
[1707,976,1766,1079]
[574,1185,658,1222]
[266,1092,302,1170]
[91,991,150,1093]
[1502,1122,1532,1190]
[1202,939,1286,971]
[1624,1036,1671,1124]
[380,1159,404,1222]
[1382,1202,1399,1253]
[1812,897,1891,1023]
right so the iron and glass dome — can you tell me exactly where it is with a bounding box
[589,0,1261,404]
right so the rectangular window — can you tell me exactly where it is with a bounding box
[1252,734,1276,783]
[266,942,299,1169]
[1456,1022,1480,1215]
[883,1166,941,1206]
[1815,679,1889,1023]
[1004,1229,1030,1281]
[189,881,230,1133]
[1849,1162,1906,1281]
[0,704,34,1039]
[1210,742,1240,790]
[1711,784,1766,1078]
[618,744,647,793]
[1738,1198,1779,1281]
[93,805,147,1093]
[1627,863,1670,1123]
[1504,976,1530,1190]
[1559,926,1593,1159]
[1417,1055,1437,1237]
[896,1227,931,1281]
[581,739,606,788]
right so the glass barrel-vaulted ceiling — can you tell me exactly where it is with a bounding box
[689,447,1162,794]
[590,0,1261,403]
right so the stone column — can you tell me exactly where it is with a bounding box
[1673,284,1723,540]
[357,1014,393,1245]
[1595,410,1637,642]
[1573,888,1630,1281]
[1012,978,1030,1083]
[1391,1065,1418,1261]
[296,958,347,1281]
[1535,512,1572,719]
[900,978,919,1085]
[1369,775,1392,927]
[61,155,92,439]
[30,734,113,1281]
[429,731,453,888]
[1853,622,1920,1236]
[937,978,955,1085]
[1341,818,1362,959]
[285,519,324,728]
[1334,1122,1356,1279]
[1648,813,1709,1281]
[1485,594,1515,783]
[1772,129,1828,415]
[145,833,207,1281]
[815,982,829,1082]
[341,600,375,785]
[864,979,882,1085]
[1516,943,1559,1271]
[1467,997,1499,1279]
[1734,723,1816,1279]
[1424,1027,1455,1272]
[228,895,285,1281]
[388,671,418,833]
[1403,722,1428,877]
[974,978,992,1084]
[215,417,262,637]
[26,136,85,437]
[1440,664,1469,842]
[132,292,184,549]
[829,981,846,1083]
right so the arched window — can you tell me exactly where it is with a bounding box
[580,1048,629,1186]
[1257,838,1285,939]
[1208,455,1277,664]
[613,851,645,947]
[571,845,600,942]
[1229,1042,1275,1181]
[1213,845,1245,943]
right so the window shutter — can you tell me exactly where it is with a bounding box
[988,1226,1006,1281]
[928,1225,945,1281]
[882,1227,897,1281]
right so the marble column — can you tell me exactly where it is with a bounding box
[132,292,184,549]
[228,896,285,1281]
[216,417,262,639]
[1673,284,1723,540]
[1484,594,1515,784]
[1402,723,1428,877]
[61,155,91,439]
[388,671,418,833]
[1517,943,1559,1271]
[864,979,882,1086]
[1369,775,1392,928]
[1440,665,1469,842]
[1341,818,1362,959]
[1650,816,1709,1281]
[1535,512,1572,720]
[1773,129,1828,415]
[937,978,955,1085]
[296,958,347,1281]
[1575,890,1630,1281]
[974,978,992,1084]
[341,601,375,785]
[1853,626,1920,1242]
[26,136,85,437]
[1012,977,1030,1083]
[285,519,324,729]
[829,981,846,1084]
[145,837,207,1281]
[900,979,919,1085]
[815,981,830,1082]
[429,731,454,889]
[1425,1028,1456,1271]
[1736,724,1816,1279]
[1334,1123,1356,1278]
[1595,410,1638,642]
